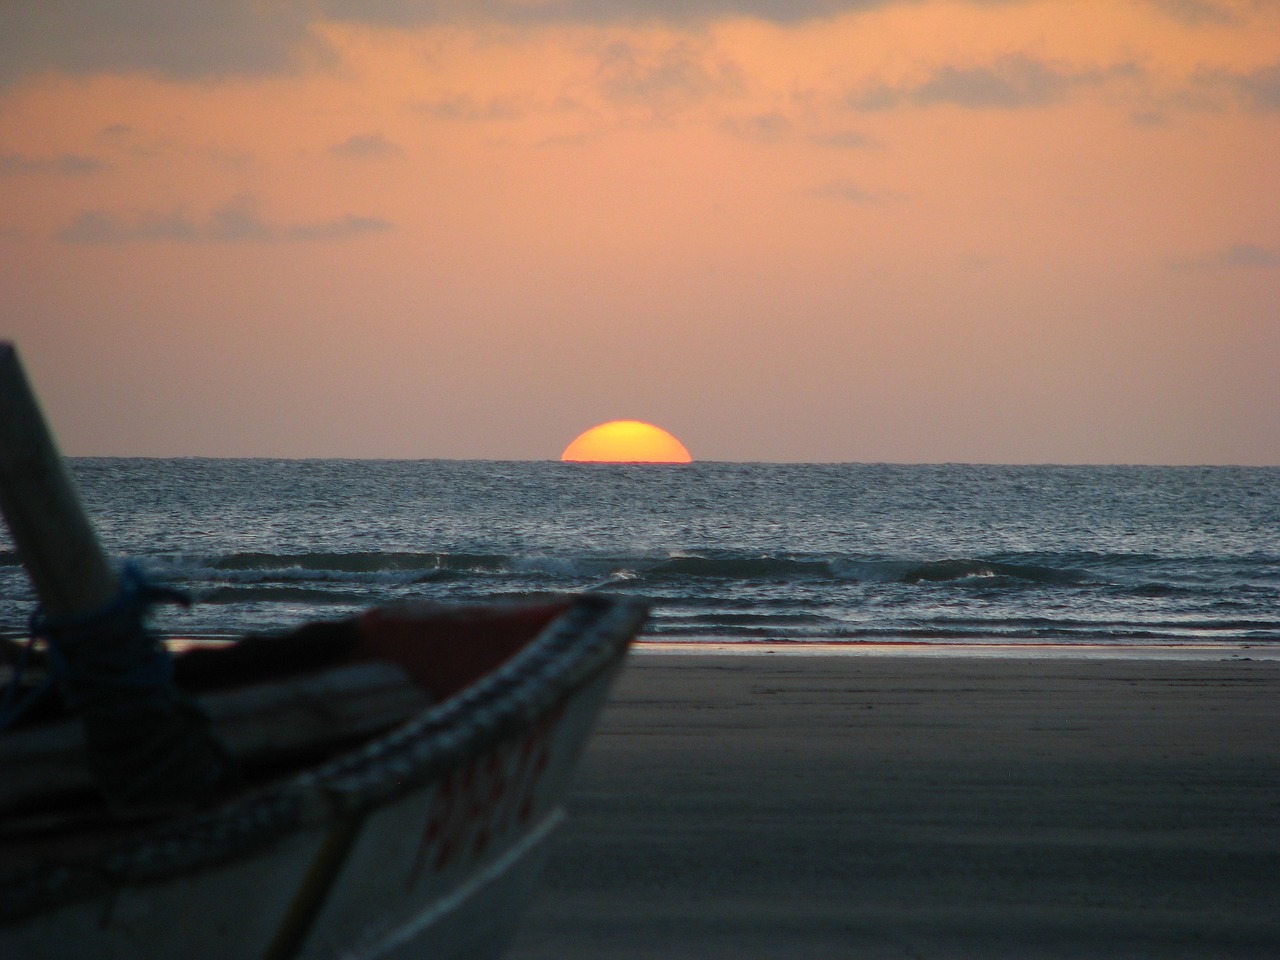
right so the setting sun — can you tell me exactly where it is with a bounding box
[561,421,693,463]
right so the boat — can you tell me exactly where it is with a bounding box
[0,342,647,958]
[1,593,645,960]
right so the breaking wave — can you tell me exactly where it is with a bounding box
[829,558,1088,585]
[213,551,504,574]
[197,550,1087,587]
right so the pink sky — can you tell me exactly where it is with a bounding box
[2,1,1277,463]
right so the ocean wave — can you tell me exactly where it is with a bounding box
[208,550,643,582]
[645,614,1280,643]
[127,546,1277,647]
[644,555,831,580]
[507,555,629,578]
[198,549,1092,587]
[633,555,1088,585]
[833,557,1088,585]
[198,585,369,605]
[676,612,835,626]
[212,551,505,574]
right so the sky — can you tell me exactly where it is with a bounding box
[1,0,1277,464]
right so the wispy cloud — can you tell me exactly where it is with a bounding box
[1236,61,1280,110]
[1129,109,1169,126]
[56,194,393,245]
[852,56,1140,111]
[807,178,902,204]
[1168,242,1279,271]
[287,215,394,241]
[810,130,876,149]
[329,133,403,158]
[594,37,744,116]
[87,123,258,172]
[1144,0,1238,26]
[1197,60,1280,111]
[721,112,792,142]
[414,94,525,122]
[0,153,106,175]
[1182,58,1280,112]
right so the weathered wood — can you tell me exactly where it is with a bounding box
[0,343,117,618]
[0,662,431,814]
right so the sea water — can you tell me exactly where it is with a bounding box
[1,460,1276,648]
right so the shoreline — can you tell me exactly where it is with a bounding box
[152,636,1280,662]
[634,639,1280,660]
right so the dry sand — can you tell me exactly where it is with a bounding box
[509,652,1280,959]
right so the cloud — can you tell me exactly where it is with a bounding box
[807,178,902,203]
[83,124,258,173]
[0,153,106,175]
[852,55,1139,111]
[1221,243,1280,267]
[810,130,876,149]
[0,1,318,85]
[1167,242,1280,271]
[0,1,936,86]
[4,1,956,86]
[414,94,525,122]
[1144,0,1238,25]
[288,215,396,240]
[1231,61,1280,111]
[320,0,916,29]
[1190,60,1280,112]
[1129,109,1169,126]
[594,37,744,113]
[330,133,403,158]
[56,195,393,244]
[721,111,792,141]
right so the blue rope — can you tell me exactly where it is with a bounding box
[0,562,191,733]
[0,632,41,732]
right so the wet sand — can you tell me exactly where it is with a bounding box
[509,652,1280,959]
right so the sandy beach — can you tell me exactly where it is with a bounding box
[509,652,1280,959]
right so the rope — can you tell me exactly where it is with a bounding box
[0,632,40,732]
[0,563,189,732]
[1,563,235,813]
[31,562,190,712]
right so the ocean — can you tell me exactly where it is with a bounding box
[2,459,1277,649]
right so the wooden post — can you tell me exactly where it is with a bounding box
[0,343,118,619]
[0,342,237,812]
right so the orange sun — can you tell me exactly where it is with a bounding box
[561,420,693,463]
